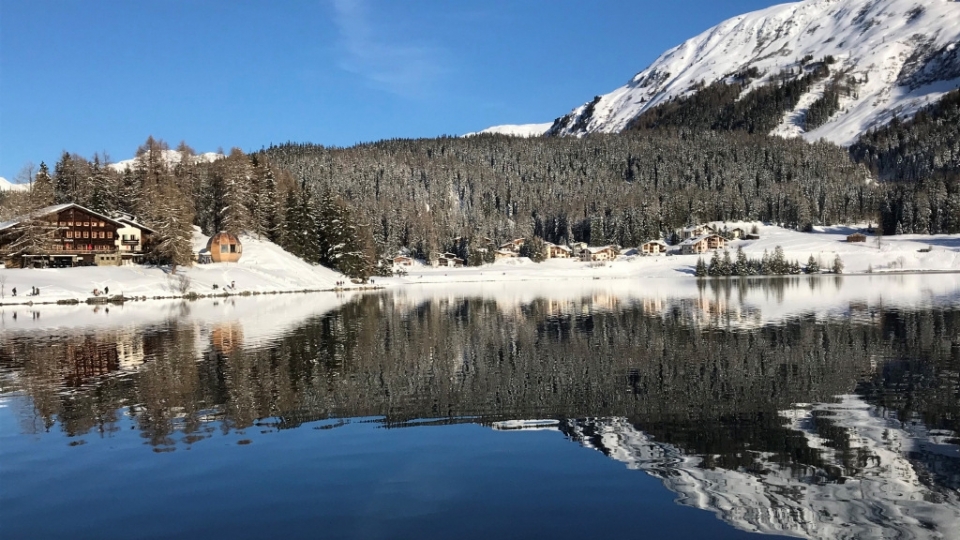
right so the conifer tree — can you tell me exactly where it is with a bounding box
[720,249,733,276]
[806,254,821,274]
[708,250,722,276]
[832,255,844,274]
[694,257,707,278]
[772,246,787,274]
[734,246,749,276]
[28,162,55,210]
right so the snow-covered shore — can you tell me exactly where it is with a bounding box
[0,232,351,306]
[379,223,960,287]
[1,223,958,307]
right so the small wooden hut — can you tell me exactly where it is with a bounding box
[846,233,867,243]
[208,232,243,262]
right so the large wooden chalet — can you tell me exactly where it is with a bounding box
[0,203,152,268]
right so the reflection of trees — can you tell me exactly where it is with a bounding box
[1,295,958,468]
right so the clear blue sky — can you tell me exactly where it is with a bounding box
[1,0,782,181]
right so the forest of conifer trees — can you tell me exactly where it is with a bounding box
[1,84,957,276]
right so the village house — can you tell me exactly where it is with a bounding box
[113,214,156,265]
[680,225,710,239]
[579,245,618,262]
[393,255,414,267]
[0,203,126,268]
[499,238,525,253]
[640,240,669,256]
[544,242,573,259]
[680,234,726,255]
[494,249,518,261]
[435,253,465,267]
[728,227,746,239]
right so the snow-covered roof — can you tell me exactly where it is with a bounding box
[0,203,125,233]
[642,240,668,246]
[680,234,722,246]
[0,203,72,232]
[116,217,156,235]
[583,245,617,254]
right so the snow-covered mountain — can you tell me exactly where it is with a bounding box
[0,177,29,192]
[558,398,960,539]
[108,149,222,173]
[487,0,960,146]
[463,123,553,138]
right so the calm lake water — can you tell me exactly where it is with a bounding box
[2,275,960,540]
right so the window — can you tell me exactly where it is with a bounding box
[83,231,89,238]
[107,231,113,239]
[229,244,237,253]
[221,243,228,252]
[66,231,74,238]
[84,222,90,227]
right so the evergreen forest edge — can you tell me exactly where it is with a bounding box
[1,85,958,280]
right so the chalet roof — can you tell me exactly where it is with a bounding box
[642,240,668,246]
[551,245,573,252]
[679,234,722,246]
[0,203,125,233]
[583,245,616,254]
[116,217,157,235]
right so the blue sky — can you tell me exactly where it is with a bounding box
[1,0,782,181]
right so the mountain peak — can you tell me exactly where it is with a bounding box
[489,0,960,145]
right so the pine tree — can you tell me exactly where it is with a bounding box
[519,236,546,262]
[734,246,748,276]
[219,148,251,235]
[772,245,787,274]
[708,250,722,276]
[31,162,55,209]
[151,182,195,270]
[760,249,772,275]
[694,257,707,277]
[832,254,844,274]
[720,249,733,276]
[806,254,820,274]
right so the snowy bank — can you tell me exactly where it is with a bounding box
[0,230,351,306]
[378,223,960,287]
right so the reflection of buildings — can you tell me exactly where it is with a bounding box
[63,339,120,387]
[211,323,244,354]
[53,329,146,388]
[545,398,960,539]
[116,329,146,371]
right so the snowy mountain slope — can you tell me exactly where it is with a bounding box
[0,177,29,192]
[560,404,960,539]
[530,0,960,145]
[462,123,552,138]
[108,149,222,172]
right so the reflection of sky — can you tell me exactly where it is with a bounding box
[556,396,960,540]
[1,398,770,540]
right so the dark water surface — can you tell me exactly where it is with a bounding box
[2,276,959,539]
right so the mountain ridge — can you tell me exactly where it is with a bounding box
[477,0,960,145]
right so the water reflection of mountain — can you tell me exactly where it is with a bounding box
[555,397,960,539]
[1,285,959,536]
